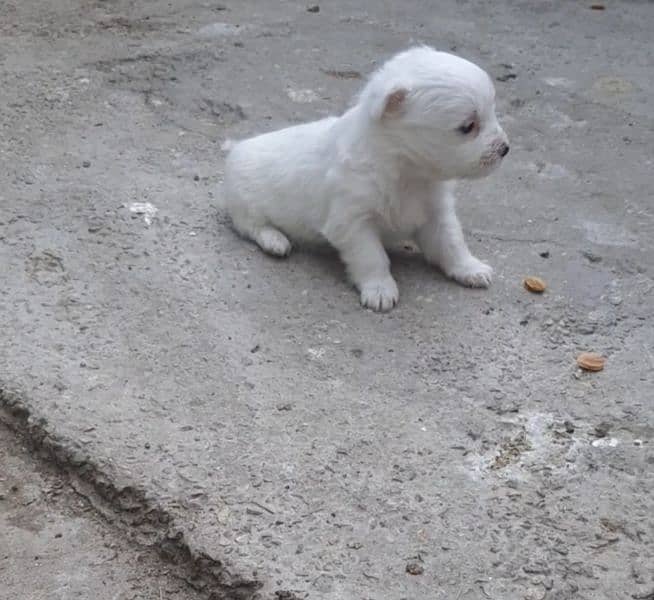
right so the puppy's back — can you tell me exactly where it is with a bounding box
[223,116,339,241]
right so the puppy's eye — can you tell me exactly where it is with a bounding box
[458,121,476,135]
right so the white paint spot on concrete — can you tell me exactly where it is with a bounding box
[128,202,158,226]
[327,378,344,390]
[582,221,638,247]
[537,163,569,179]
[307,347,325,359]
[287,88,320,103]
[592,437,619,448]
[197,22,241,38]
[525,413,553,445]
[216,505,230,524]
[463,452,491,482]
[544,77,574,88]
[592,76,635,96]
[550,112,587,131]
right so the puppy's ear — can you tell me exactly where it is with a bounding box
[371,87,409,120]
[383,88,408,117]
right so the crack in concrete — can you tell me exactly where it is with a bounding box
[0,385,263,600]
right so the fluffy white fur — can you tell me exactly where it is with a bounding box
[223,46,509,311]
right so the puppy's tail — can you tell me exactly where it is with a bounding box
[216,138,237,215]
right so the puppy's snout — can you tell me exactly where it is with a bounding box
[499,143,510,157]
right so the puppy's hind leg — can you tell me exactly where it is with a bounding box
[230,212,292,258]
[235,223,291,257]
[252,225,292,257]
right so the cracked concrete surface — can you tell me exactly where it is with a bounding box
[1,1,653,598]
[0,423,202,600]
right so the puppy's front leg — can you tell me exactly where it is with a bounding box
[416,188,493,288]
[328,221,398,312]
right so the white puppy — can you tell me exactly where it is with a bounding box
[223,46,509,311]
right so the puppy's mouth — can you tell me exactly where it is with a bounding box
[479,152,503,172]
[479,140,509,172]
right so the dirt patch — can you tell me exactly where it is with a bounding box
[490,431,533,470]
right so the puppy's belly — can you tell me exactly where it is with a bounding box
[380,230,413,248]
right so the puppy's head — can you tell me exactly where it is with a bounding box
[359,46,509,179]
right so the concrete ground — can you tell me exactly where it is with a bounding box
[1,1,653,599]
[0,423,203,600]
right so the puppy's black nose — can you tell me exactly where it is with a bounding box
[499,143,510,157]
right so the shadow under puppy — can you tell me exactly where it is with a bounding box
[223,45,509,312]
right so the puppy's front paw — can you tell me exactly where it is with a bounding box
[360,276,399,312]
[447,257,493,288]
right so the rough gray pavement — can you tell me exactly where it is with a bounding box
[0,424,202,600]
[1,1,653,599]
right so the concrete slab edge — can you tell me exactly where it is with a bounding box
[0,383,263,600]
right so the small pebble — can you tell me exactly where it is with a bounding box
[193,174,200,181]
[539,251,550,258]
[307,4,320,12]
[576,322,596,335]
[564,420,575,434]
[582,250,602,263]
[406,562,424,575]
[608,294,622,306]
[594,422,611,438]
[82,160,91,168]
